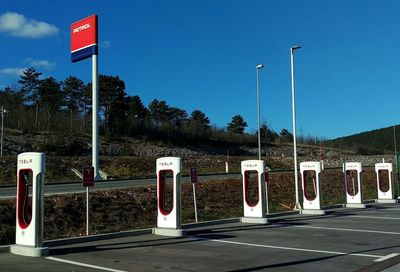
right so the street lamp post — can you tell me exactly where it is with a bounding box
[0,106,8,157]
[290,45,302,210]
[256,64,264,160]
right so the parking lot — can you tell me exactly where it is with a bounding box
[1,202,399,272]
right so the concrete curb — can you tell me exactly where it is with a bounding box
[0,245,10,252]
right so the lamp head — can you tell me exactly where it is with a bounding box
[291,45,302,51]
[256,64,264,69]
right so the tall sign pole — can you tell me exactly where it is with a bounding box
[92,54,99,181]
[71,14,99,180]
[71,15,99,235]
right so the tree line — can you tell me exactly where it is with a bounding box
[326,125,400,155]
[0,67,302,144]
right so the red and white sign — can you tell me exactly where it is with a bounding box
[71,15,98,62]
[83,166,94,187]
[190,167,198,183]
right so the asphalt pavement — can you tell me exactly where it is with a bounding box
[1,202,399,271]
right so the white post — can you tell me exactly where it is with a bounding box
[1,106,4,157]
[88,52,99,236]
[395,126,400,199]
[256,64,264,160]
[92,54,99,180]
[265,167,270,215]
[257,68,261,160]
[290,46,301,210]
[265,182,269,215]
[86,187,89,235]
[394,126,398,194]
[394,126,397,159]
[192,183,198,223]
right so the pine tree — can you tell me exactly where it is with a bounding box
[18,67,42,130]
[227,114,247,134]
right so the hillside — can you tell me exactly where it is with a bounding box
[326,125,399,155]
[3,125,399,186]
[2,128,341,158]
[0,129,367,185]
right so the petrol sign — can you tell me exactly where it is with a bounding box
[83,166,94,187]
[190,167,198,183]
[71,15,98,62]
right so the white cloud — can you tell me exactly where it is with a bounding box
[100,40,111,49]
[0,67,26,76]
[0,12,58,38]
[0,58,56,79]
[25,59,56,70]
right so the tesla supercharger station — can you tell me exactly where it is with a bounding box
[10,152,48,257]
[240,160,268,224]
[375,163,397,203]
[343,162,366,208]
[300,161,326,215]
[153,157,183,237]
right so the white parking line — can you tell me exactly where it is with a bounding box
[374,253,399,262]
[289,225,400,235]
[193,236,383,259]
[46,256,127,272]
[348,215,400,220]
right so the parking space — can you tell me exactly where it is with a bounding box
[1,203,399,271]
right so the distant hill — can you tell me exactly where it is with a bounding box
[326,125,399,155]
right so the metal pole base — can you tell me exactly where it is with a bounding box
[293,202,302,211]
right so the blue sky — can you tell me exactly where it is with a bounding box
[0,1,399,139]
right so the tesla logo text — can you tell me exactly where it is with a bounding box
[19,159,32,164]
[159,162,173,167]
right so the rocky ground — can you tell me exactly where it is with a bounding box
[2,129,347,157]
